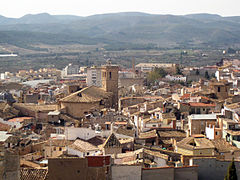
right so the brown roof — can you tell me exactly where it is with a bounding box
[0,82,23,91]
[8,117,33,122]
[157,130,186,138]
[139,130,157,139]
[225,102,240,110]
[144,149,169,160]
[20,168,48,180]
[20,160,40,168]
[116,126,135,137]
[0,122,11,131]
[162,113,176,119]
[87,136,106,146]
[225,130,240,136]
[68,139,99,152]
[180,94,191,100]
[60,86,112,103]
[0,102,19,120]
[13,103,57,112]
[45,139,72,147]
[211,139,239,153]
[177,137,215,150]
[189,102,216,107]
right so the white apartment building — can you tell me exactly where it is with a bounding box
[86,66,102,87]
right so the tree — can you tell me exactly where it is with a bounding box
[225,158,238,180]
[147,68,167,85]
[176,66,183,75]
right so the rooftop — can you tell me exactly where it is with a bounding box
[60,86,112,103]
[13,103,58,112]
[189,114,217,120]
[136,63,175,68]
[20,168,48,180]
[211,139,239,153]
[189,102,216,107]
[144,149,168,160]
[69,139,99,152]
[177,137,215,150]
[157,130,186,138]
[225,102,240,110]
[138,130,157,139]
[225,130,240,136]
[8,117,33,123]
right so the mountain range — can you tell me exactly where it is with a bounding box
[1,12,240,50]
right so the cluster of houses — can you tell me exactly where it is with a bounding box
[0,60,240,179]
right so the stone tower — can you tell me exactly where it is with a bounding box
[101,60,119,109]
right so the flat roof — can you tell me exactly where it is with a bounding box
[189,114,217,120]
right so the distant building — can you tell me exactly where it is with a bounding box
[86,66,102,87]
[61,64,80,77]
[135,63,177,73]
[165,74,186,82]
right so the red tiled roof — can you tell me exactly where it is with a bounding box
[0,122,11,131]
[189,102,215,107]
[180,94,191,100]
[200,96,211,101]
[8,117,33,122]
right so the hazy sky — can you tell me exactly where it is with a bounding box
[1,0,240,18]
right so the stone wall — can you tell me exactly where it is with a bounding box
[142,166,198,180]
[142,167,174,180]
[119,97,145,111]
[191,157,240,180]
[48,157,110,180]
[111,165,141,180]
[0,150,20,180]
[60,101,103,119]
[119,78,144,87]
[174,166,198,180]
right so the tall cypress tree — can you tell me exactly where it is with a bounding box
[225,158,238,180]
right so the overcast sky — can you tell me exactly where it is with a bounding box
[1,0,239,18]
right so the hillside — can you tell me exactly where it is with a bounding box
[0,12,240,49]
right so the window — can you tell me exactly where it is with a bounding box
[218,86,221,92]
[59,147,62,151]
[100,100,104,105]
[109,72,112,79]
[87,152,89,155]
[196,108,200,114]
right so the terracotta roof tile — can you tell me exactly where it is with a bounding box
[211,139,239,153]
[189,102,216,107]
[177,137,215,150]
[20,168,48,180]
[69,139,99,152]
